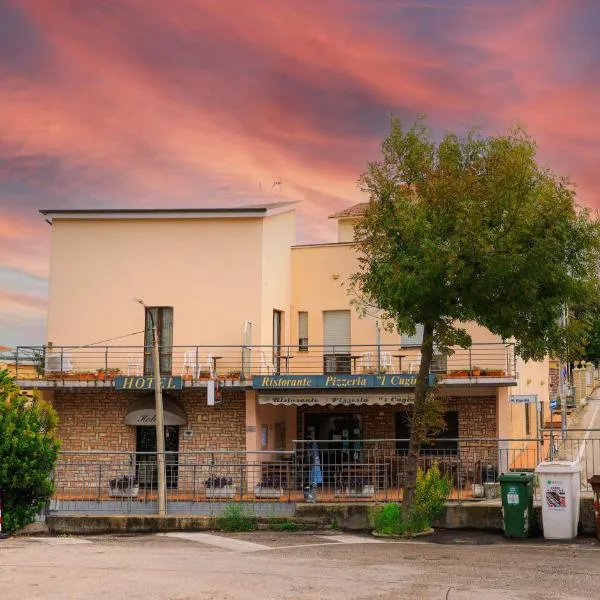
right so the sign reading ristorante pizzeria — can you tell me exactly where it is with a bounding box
[114,376,183,391]
[252,373,435,389]
[258,393,414,406]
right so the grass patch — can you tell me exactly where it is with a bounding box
[215,504,257,532]
[267,520,303,532]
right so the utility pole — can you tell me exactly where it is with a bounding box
[135,299,167,515]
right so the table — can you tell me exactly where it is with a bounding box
[349,355,361,373]
[392,354,407,372]
[274,354,294,373]
[211,356,223,374]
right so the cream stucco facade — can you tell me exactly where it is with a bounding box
[28,201,551,482]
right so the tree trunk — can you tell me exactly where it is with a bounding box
[402,321,435,509]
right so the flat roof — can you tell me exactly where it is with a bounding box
[40,201,299,222]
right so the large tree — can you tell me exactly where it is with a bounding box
[352,118,600,507]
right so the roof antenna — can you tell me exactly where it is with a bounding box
[271,179,282,194]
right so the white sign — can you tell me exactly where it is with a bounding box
[124,409,186,426]
[258,393,415,406]
[510,394,538,404]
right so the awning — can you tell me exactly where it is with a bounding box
[258,393,414,407]
[125,395,187,426]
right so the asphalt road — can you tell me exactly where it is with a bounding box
[1,530,600,599]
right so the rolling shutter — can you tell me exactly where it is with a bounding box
[323,310,351,353]
[401,323,424,348]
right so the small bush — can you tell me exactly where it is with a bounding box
[215,503,256,531]
[373,464,452,537]
[373,502,407,536]
[411,463,452,530]
[205,476,234,488]
[268,520,302,532]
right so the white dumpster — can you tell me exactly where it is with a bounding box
[535,460,580,539]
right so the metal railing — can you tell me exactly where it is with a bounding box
[14,342,517,381]
[48,436,560,515]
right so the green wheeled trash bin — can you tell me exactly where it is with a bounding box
[498,472,534,538]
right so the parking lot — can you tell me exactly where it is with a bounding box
[1,530,600,599]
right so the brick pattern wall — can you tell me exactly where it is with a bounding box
[51,388,246,498]
[52,388,246,453]
[296,395,497,461]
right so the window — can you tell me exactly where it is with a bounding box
[401,324,424,348]
[273,310,283,373]
[395,410,459,455]
[144,307,173,375]
[298,311,308,351]
[323,310,351,373]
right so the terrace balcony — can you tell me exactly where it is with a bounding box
[13,342,517,389]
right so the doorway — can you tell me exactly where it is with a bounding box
[136,425,180,489]
[304,413,363,462]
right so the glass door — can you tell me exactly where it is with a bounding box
[136,425,179,489]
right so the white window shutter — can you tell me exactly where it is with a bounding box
[323,310,351,352]
[401,323,424,348]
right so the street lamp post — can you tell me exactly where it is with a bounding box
[135,299,167,516]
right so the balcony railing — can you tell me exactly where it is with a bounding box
[13,343,516,382]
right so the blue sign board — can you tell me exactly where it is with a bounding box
[115,375,183,391]
[550,398,558,410]
[252,373,436,390]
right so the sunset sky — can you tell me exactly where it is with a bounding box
[1,0,600,346]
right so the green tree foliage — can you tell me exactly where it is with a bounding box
[0,370,60,532]
[353,117,600,507]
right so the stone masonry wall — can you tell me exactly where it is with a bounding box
[52,388,246,453]
[51,388,246,498]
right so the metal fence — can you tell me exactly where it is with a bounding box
[14,342,517,381]
[47,435,590,515]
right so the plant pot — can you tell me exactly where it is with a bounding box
[254,485,283,499]
[344,485,375,498]
[471,369,481,377]
[205,485,236,499]
[483,482,500,499]
[471,483,485,498]
[108,485,139,498]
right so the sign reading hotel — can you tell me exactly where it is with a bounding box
[252,373,435,390]
[114,375,183,391]
[259,393,415,406]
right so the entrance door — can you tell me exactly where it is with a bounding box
[304,413,363,484]
[136,425,179,489]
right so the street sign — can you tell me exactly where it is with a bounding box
[509,394,538,404]
[550,398,558,410]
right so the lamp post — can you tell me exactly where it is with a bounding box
[135,299,167,516]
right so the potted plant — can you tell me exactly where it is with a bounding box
[447,370,469,378]
[471,366,481,377]
[205,475,236,499]
[108,475,139,498]
[338,475,375,498]
[254,473,284,499]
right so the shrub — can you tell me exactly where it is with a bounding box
[373,464,452,537]
[268,520,303,531]
[373,502,407,536]
[215,503,256,531]
[0,371,60,532]
[410,463,452,532]
[205,476,234,488]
